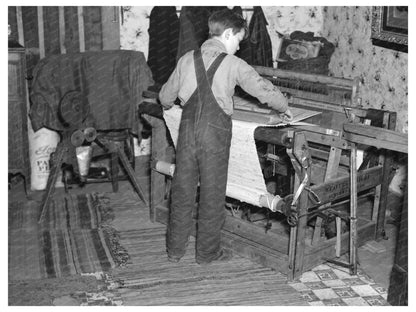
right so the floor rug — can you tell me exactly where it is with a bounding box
[108,228,308,306]
[8,193,127,281]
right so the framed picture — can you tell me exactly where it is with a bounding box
[371,6,408,52]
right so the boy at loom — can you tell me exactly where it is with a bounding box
[159,8,293,264]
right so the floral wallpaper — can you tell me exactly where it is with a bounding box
[120,6,153,59]
[120,6,324,63]
[322,6,407,133]
[261,6,323,61]
[120,6,407,133]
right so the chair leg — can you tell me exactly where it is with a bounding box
[116,145,149,207]
[110,152,119,192]
[38,144,66,223]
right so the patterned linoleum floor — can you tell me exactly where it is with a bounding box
[288,262,389,306]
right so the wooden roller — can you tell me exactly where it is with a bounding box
[152,159,285,212]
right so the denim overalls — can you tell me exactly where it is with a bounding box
[167,49,232,263]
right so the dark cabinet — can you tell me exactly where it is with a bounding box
[387,180,408,305]
[8,45,30,191]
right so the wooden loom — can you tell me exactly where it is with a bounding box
[142,67,399,281]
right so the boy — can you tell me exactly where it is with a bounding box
[159,9,292,265]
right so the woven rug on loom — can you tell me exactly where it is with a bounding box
[8,193,128,281]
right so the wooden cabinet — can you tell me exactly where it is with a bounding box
[8,44,30,191]
[388,179,408,305]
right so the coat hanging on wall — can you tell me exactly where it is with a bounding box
[231,6,243,15]
[233,6,250,62]
[237,6,273,67]
[176,6,226,61]
[147,6,180,86]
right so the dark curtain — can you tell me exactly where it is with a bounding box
[147,6,180,86]
[234,6,251,62]
[176,6,226,61]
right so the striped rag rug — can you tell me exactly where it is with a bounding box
[8,193,128,281]
[110,228,308,306]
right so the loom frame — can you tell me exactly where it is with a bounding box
[143,68,397,280]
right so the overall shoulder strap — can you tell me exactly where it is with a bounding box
[193,50,227,87]
[206,52,227,84]
[193,49,208,87]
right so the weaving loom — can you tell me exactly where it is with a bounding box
[142,66,397,280]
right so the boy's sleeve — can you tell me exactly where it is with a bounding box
[234,59,289,113]
[159,64,180,110]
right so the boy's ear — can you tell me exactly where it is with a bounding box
[223,28,233,40]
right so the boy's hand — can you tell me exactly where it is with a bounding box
[279,109,293,122]
[268,108,293,125]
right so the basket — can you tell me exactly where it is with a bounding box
[277,31,335,75]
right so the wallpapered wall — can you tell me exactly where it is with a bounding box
[120,6,153,59]
[322,6,408,133]
[120,6,407,133]
[120,6,324,65]
[262,6,324,62]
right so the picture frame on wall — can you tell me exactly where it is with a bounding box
[371,6,408,53]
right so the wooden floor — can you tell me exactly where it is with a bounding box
[10,154,401,306]
[9,156,307,305]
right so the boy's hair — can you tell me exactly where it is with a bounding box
[208,9,248,39]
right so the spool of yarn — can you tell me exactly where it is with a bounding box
[259,193,284,212]
[154,160,175,177]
